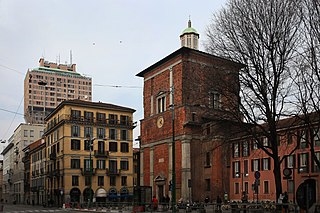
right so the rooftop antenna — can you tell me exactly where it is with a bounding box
[70,50,73,65]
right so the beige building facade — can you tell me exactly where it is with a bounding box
[24,58,92,124]
[44,100,135,206]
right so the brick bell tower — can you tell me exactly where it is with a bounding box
[136,20,243,202]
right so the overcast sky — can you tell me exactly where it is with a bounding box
[0,0,226,148]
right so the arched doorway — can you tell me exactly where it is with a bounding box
[70,188,81,203]
[154,175,166,201]
[108,188,118,202]
[83,188,94,203]
[120,187,129,202]
[95,188,107,203]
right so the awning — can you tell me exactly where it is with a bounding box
[96,188,107,197]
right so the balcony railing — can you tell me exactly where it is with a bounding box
[50,153,56,160]
[106,168,121,176]
[81,168,96,176]
[94,150,109,158]
[45,114,135,133]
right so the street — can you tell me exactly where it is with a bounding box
[1,204,65,213]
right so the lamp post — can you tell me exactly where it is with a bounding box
[87,137,95,208]
[170,86,176,213]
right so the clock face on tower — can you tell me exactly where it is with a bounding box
[157,116,164,128]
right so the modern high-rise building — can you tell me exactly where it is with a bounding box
[24,58,92,124]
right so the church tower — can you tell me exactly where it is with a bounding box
[180,19,199,50]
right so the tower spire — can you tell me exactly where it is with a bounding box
[180,18,199,50]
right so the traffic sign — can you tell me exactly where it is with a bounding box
[254,171,261,179]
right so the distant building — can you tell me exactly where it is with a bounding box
[2,135,14,203]
[23,138,46,206]
[43,100,135,206]
[8,123,45,204]
[24,58,92,124]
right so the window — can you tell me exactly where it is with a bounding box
[121,176,127,186]
[84,159,93,170]
[244,182,249,193]
[98,141,105,152]
[298,153,309,173]
[120,115,129,125]
[98,176,104,186]
[157,95,166,113]
[233,161,240,178]
[71,110,81,119]
[235,183,240,194]
[120,160,129,170]
[84,111,93,122]
[252,159,260,171]
[299,130,308,148]
[30,130,34,137]
[71,126,80,137]
[71,159,80,169]
[24,130,28,137]
[72,176,79,186]
[313,128,320,147]
[120,129,128,140]
[109,129,117,140]
[262,137,269,147]
[109,142,118,152]
[205,152,211,167]
[85,176,90,186]
[242,141,249,157]
[286,155,295,168]
[313,152,320,172]
[96,112,106,122]
[288,180,294,193]
[96,160,106,169]
[71,139,80,150]
[262,158,271,171]
[287,132,293,145]
[110,176,116,186]
[252,139,259,150]
[109,114,118,125]
[120,143,129,153]
[244,160,249,176]
[97,128,106,139]
[209,92,221,109]
[109,160,117,172]
[84,126,93,138]
[233,143,239,158]
[264,181,269,194]
[205,179,210,191]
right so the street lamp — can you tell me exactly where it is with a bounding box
[87,137,107,208]
[87,137,96,208]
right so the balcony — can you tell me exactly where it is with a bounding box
[106,168,121,176]
[50,153,56,161]
[81,168,96,176]
[94,150,109,158]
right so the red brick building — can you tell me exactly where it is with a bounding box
[136,45,243,202]
[229,115,320,203]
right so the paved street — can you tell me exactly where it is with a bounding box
[0,204,65,213]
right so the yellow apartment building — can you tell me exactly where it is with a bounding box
[43,100,135,206]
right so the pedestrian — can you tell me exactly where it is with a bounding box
[152,195,158,211]
[216,195,222,211]
[282,192,288,213]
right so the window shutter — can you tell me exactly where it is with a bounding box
[293,154,296,168]
[251,159,254,172]
[258,159,261,171]
[298,154,301,173]
[268,158,271,170]
[306,153,309,172]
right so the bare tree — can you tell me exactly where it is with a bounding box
[290,0,320,170]
[205,0,302,200]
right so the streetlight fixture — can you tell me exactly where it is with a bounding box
[87,136,108,208]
